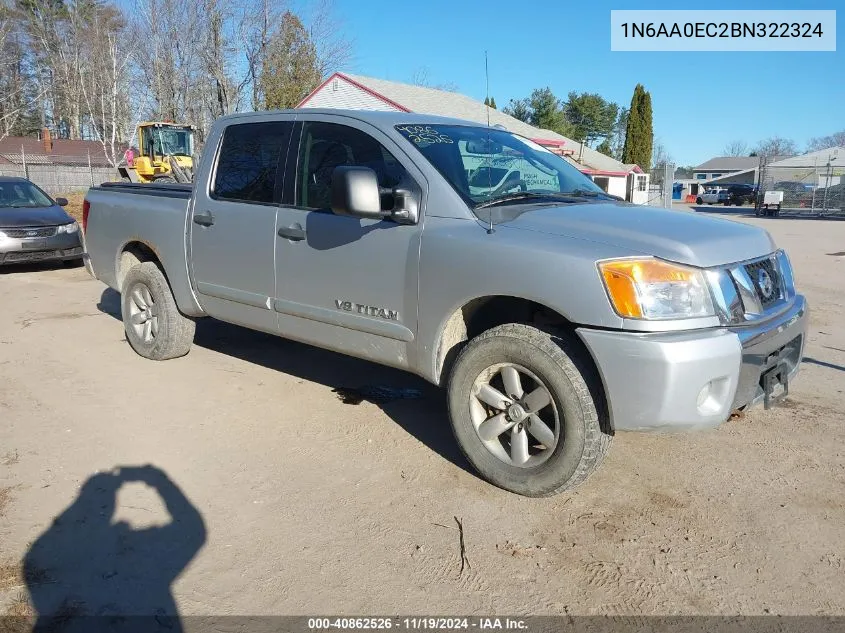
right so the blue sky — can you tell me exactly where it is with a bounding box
[327,0,843,166]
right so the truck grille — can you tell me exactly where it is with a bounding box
[2,226,57,238]
[744,257,782,307]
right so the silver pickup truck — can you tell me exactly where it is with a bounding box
[83,109,807,497]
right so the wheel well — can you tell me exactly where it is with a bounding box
[117,241,160,290]
[434,296,611,430]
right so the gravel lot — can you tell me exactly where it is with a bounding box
[1,212,843,618]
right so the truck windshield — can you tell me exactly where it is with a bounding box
[395,124,609,210]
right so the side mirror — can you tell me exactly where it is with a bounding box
[55,197,68,207]
[330,166,386,219]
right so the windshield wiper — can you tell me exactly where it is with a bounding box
[475,192,576,209]
[561,189,624,201]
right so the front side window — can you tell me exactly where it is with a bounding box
[394,124,607,212]
[212,121,292,204]
[296,121,409,210]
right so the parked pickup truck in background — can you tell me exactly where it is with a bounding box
[82,110,807,496]
[696,188,731,205]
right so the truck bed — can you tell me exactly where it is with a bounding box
[84,181,202,316]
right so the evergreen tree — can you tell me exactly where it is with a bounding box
[622,84,653,171]
[489,96,496,109]
[261,11,321,110]
[640,89,653,171]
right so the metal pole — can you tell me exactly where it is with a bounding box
[822,159,831,213]
[21,145,28,180]
[811,158,817,212]
[88,149,94,187]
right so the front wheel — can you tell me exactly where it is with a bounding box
[447,324,611,497]
[696,197,703,204]
[121,262,195,360]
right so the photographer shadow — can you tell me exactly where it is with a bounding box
[24,465,205,632]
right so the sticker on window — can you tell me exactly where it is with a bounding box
[396,125,454,146]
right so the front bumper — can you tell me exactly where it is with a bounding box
[577,295,808,431]
[0,232,83,265]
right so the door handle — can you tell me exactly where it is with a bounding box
[277,225,306,241]
[193,210,214,227]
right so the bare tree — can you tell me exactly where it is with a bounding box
[307,0,353,80]
[722,139,749,156]
[135,0,206,127]
[807,130,845,152]
[753,137,798,158]
[0,0,35,139]
[236,0,286,110]
[17,0,85,138]
[6,0,352,147]
[77,4,140,166]
[411,66,459,92]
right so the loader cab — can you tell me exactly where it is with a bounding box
[138,123,195,161]
[122,122,197,183]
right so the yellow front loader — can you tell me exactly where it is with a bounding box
[118,122,197,184]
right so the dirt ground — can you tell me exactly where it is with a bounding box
[0,211,843,618]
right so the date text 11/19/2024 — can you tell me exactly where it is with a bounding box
[308,617,528,630]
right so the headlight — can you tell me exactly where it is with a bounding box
[598,258,715,320]
[0,231,7,240]
[57,222,79,234]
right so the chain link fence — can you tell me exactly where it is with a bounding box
[0,150,121,194]
[756,154,844,216]
[648,163,675,208]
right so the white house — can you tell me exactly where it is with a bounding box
[298,72,650,203]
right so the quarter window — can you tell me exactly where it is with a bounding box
[296,122,408,210]
[212,121,292,204]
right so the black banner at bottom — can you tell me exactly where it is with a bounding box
[3,616,845,633]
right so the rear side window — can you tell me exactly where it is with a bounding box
[212,121,292,204]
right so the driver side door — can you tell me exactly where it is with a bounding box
[273,116,426,370]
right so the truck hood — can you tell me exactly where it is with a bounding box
[0,205,74,228]
[492,202,776,268]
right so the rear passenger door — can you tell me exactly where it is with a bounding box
[190,118,293,334]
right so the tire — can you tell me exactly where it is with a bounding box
[446,323,612,497]
[696,197,703,204]
[121,262,195,360]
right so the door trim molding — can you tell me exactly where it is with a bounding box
[196,282,272,309]
[273,297,414,342]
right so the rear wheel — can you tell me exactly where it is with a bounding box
[696,197,703,204]
[121,262,195,360]
[447,324,611,497]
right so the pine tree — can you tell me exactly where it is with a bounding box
[489,96,496,109]
[621,84,653,171]
[640,89,653,172]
